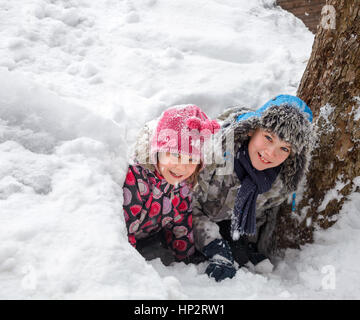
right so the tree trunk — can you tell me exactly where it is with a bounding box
[275,0,360,250]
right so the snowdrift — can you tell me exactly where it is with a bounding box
[0,68,183,299]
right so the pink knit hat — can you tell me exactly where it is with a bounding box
[150,105,220,164]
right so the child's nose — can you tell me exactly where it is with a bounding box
[265,146,277,158]
[174,163,187,173]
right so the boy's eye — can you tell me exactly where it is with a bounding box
[265,135,273,142]
[281,147,290,153]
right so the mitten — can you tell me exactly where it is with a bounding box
[202,239,236,282]
[247,242,274,274]
[228,235,250,267]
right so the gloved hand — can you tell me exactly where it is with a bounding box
[228,235,250,267]
[230,237,272,271]
[247,242,274,273]
[202,239,236,282]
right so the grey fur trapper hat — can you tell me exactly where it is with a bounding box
[220,94,315,192]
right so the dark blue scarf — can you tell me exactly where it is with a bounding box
[231,142,281,240]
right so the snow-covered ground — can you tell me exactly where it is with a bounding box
[1,0,359,299]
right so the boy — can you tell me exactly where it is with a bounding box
[192,95,314,281]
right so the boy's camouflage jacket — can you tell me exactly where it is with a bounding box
[192,104,314,256]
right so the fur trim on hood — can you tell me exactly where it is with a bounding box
[132,118,157,172]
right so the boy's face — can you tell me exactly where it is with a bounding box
[157,152,198,185]
[248,128,291,171]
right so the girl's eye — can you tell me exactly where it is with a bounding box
[281,147,290,153]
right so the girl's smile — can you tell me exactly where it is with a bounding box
[157,152,199,185]
[168,169,184,179]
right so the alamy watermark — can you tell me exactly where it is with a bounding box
[133,127,235,175]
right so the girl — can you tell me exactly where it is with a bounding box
[122,105,220,263]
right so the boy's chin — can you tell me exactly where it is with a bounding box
[253,162,280,171]
[251,159,276,171]
[252,164,266,171]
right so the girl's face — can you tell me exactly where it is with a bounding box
[157,152,199,185]
[248,128,291,171]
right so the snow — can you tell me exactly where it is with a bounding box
[317,103,336,135]
[153,189,360,299]
[317,177,348,212]
[0,0,359,299]
[353,97,360,121]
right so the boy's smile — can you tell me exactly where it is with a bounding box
[248,129,291,171]
[257,152,272,164]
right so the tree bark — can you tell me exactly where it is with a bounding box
[275,0,360,250]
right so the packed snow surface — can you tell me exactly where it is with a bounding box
[1,0,359,299]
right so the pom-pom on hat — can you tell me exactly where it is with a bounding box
[151,105,220,164]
